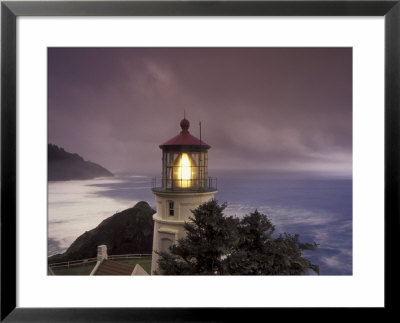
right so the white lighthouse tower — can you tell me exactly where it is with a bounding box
[151,118,217,274]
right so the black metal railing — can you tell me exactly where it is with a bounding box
[152,177,217,192]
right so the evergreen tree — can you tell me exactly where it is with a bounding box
[157,200,239,275]
[225,210,319,275]
[157,200,319,275]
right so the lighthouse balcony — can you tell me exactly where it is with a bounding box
[151,177,217,193]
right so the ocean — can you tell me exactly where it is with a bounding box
[48,172,352,275]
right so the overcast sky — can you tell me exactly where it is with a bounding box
[48,47,352,178]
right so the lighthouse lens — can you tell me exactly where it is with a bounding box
[177,153,192,187]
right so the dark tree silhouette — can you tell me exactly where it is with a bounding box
[157,200,319,275]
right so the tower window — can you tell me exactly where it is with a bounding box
[168,201,174,216]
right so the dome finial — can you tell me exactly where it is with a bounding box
[180,115,190,131]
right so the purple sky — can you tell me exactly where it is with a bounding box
[48,48,352,177]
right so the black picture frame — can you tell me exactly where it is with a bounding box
[1,1,399,321]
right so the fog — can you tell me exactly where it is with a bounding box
[48,177,143,255]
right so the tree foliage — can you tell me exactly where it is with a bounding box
[157,200,319,275]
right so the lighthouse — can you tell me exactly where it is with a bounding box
[151,118,218,274]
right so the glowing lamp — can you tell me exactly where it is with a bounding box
[174,153,193,188]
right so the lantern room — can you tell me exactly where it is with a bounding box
[153,118,217,192]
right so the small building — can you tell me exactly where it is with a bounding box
[90,245,148,276]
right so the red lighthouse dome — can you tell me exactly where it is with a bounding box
[160,118,210,150]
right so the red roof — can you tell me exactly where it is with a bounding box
[160,118,210,149]
[93,259,135,275]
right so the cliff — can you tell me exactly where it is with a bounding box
[48,144,113,181]
[48,201,155,263]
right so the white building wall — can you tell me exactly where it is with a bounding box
[151,190,217,274]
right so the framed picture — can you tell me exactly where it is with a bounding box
[1,0,398,320]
